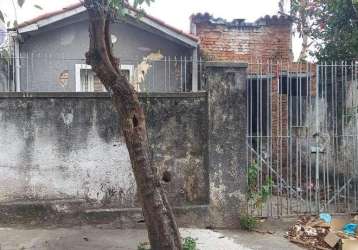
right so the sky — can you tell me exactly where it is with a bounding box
[0,0,300,57]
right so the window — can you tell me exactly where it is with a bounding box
[75,64,134,92]
[120,65,134,83]
[279,76,309,96]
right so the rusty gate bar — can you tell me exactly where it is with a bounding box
[246,60,358,217]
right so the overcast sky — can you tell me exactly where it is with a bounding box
[0,0,300,58]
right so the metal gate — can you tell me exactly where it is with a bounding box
[246,61,358,217]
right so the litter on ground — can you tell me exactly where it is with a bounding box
[286,214,358,250]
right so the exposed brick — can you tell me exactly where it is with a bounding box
[193,21,293,62]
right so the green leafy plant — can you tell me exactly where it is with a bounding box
[239,215,258,231]
[137,242,150,250]
[280,0,358,61]
[0,0,43,28]
[247,161,259,200]
[182,237,198,250]
[247,161,273,208]
[260,176,274,202]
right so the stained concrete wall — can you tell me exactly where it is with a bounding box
[0,63,249,227]
[206,62,248,228]
[0,92,208,209]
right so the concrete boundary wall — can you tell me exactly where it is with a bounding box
[206,62,248,228]
[0,64,247,228]
[0,92,207,203]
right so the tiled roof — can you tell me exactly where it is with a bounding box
[18,2,198,42]
[191,12,292,27]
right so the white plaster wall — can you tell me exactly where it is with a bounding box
[0,98,137,208]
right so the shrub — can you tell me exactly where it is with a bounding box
[183,236,198,250]
[137,242,150,250]
[239,215,258,231]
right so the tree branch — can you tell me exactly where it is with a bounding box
[84,0,137,116]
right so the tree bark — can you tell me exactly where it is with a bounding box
[83,1,182,249]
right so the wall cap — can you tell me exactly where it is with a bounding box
[205,62,248,69]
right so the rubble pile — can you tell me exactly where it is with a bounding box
[286,214,358,250]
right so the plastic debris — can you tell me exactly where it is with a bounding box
[343,224,358,236]
[320,213,332,224]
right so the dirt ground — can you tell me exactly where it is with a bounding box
[0,222,303,250]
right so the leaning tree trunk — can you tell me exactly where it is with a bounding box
[84,1,182,249]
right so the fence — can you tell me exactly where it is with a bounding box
[135,57,205,92]
[247,61,358,217]
[0,55,15,92]
[0,54,206,93]
[3,52,358,218]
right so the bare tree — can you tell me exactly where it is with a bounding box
[83,0,182,249]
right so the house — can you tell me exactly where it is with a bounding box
[10,7,300,94]
[190,13,319,184]
[12,3,199,92]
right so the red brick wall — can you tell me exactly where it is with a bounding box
[192,17,293,62]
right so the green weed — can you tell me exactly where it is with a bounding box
[239,214,258,231]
